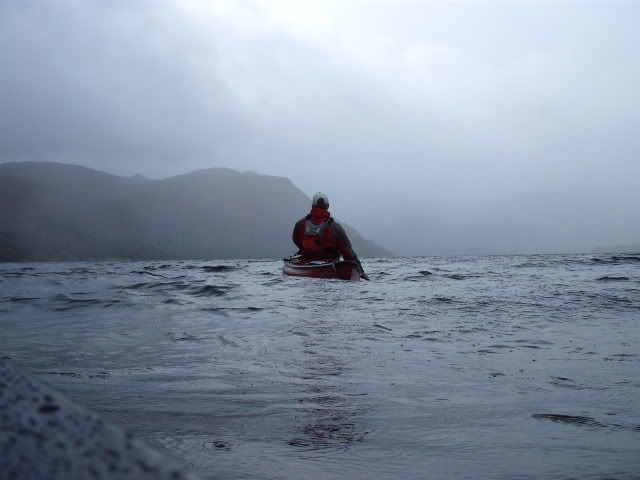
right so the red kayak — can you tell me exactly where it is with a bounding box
[283,257,361,281]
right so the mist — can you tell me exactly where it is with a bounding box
[1,0,639,255]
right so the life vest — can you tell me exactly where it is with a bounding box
[301,217,338,259]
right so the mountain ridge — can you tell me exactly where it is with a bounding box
[0,161,390,261]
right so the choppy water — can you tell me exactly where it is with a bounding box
[1,254,640,479]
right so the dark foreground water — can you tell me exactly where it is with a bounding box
[1,254,640,479]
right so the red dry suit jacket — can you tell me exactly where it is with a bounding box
[292,207,364,274]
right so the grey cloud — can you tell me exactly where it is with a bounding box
[1,0,639,253]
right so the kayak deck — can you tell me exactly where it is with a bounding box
[283,258,360,281]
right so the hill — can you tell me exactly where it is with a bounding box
[0,162,389,261]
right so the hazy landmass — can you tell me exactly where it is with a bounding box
[592,245,640,254]
[372,190,640,256]
[0,162,389,261]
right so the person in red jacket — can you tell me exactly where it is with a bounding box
[292,192,369,280]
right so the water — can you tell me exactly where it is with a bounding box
[1,254,639,479]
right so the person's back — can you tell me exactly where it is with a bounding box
[292,192,369,280]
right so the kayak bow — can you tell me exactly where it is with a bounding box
[283,258,361,281]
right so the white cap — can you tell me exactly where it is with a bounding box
[312,192,329,208]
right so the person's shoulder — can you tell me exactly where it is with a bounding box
[294,216,308,227]
[329,218,345,232]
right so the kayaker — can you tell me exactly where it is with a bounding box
[292,192,369,280]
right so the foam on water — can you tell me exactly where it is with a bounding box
[1,254,640,479]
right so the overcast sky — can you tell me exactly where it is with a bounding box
[1,0,639,253]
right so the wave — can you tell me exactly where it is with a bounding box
[604,353,639,362]
[191,284,233,296]
[52,294,121,310]
[548,376,607,390]
[403,270,435,281]
[560,290,638,310]
[405,270,479,281]
[405,275,434,281]
[373,324,392,331]
[432,296,457,303]
[532,414,606,428]
[444,273,480,280]
[597,276,630,281]
[532,413,640,432]
[125,281,166,290]
[124,280,195,291]
[201,265,238,273]
[513,254,640,268]
[591,254,640,265]
[169,331,209,342]
[53,294,102,304]
[68,267,95,274]
[611,255,640,262]
[162,298,185,305]
[6,297,40,302]
[202,306,263,313]
[133,270,168,278]
[37,370,110,379]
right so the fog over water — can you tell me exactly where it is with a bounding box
[1,1,639,254]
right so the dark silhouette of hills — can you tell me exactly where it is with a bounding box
[0,162,389,261]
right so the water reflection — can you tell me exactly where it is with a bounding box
[287,314,369,451]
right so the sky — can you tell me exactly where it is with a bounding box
[1,0,639,254]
